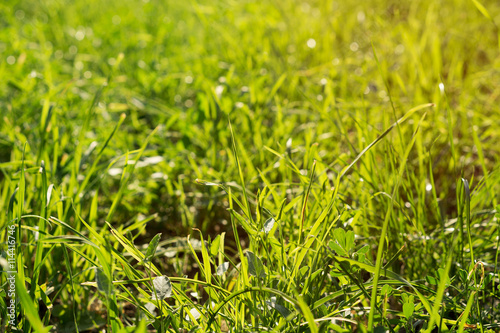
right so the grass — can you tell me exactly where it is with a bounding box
[1,0,500,331]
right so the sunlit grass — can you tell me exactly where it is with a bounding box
[1,0,499,331]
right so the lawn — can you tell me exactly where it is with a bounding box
[1,0,500,332]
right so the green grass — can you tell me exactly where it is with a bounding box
[1,0,500,331]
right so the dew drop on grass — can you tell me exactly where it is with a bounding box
[307,38,316,49]
[215,85,224,98]
[108,168,122,176]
